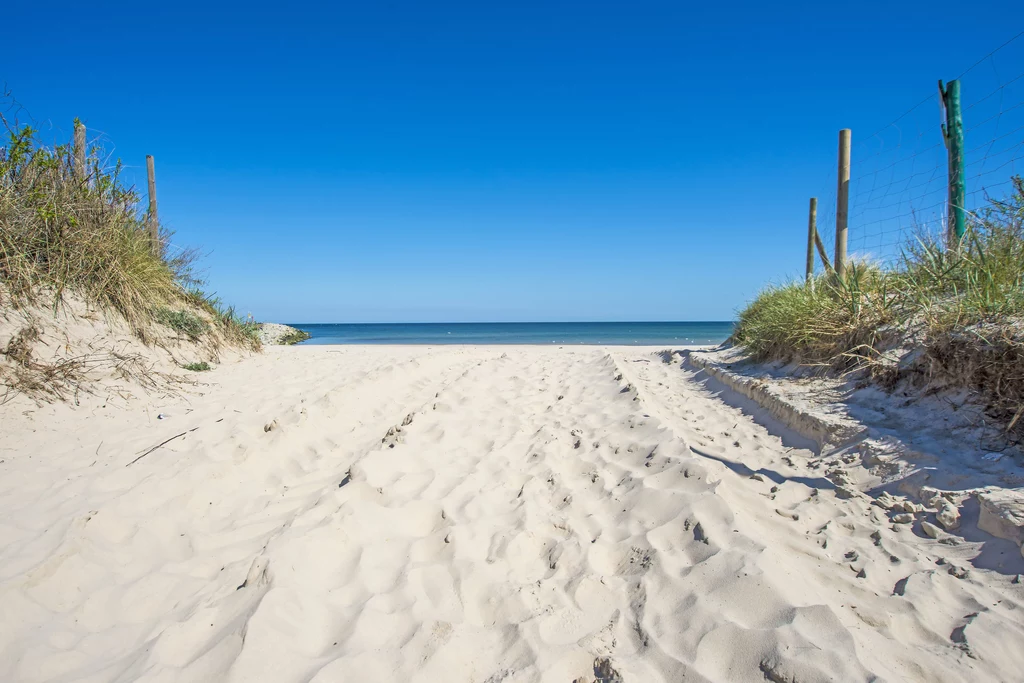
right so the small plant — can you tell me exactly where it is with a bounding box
[217,305,261,348]
[180,289,261,351]
[154,308,208,340]
[182,361,211,371]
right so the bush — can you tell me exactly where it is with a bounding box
[182,361,211,371]
[154,308,208,340]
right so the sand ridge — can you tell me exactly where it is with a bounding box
[1,345,1022,682]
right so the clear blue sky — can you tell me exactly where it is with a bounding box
[5,1,1022,322]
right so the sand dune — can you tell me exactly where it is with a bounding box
[1,346,1022,682]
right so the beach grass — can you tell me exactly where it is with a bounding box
[0,120,259,350]
[735,175,1024,425]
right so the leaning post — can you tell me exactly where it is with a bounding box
[806,197,817,284]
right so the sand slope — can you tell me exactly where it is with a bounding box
[1,346,1022,682]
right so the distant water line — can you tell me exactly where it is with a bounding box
[289,322,734,346]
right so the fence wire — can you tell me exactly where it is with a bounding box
[813,31,1024,267]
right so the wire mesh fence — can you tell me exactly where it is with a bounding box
[813,31,1024,268]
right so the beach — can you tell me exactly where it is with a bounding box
[2,344,1022,682]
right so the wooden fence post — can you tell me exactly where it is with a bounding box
[73,120,86,181]
[806,197,817,284]
[940,79,966,246]
[146,155,160,255]
[835,129,851,280]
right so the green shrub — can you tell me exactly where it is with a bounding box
[182,361,211,371]
[154,308,208,340]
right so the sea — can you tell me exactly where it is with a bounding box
[292,322,734,346]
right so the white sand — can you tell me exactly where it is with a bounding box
[2,345,1023,682]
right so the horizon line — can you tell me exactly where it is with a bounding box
[281,320,738,326]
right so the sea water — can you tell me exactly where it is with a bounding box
[293,321,734,346]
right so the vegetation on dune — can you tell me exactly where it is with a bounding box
[0,113,260,351]
[735,176,1024,427]
[182,361,211,372]
[155,308,209,340]
[0,101,262,403]
[1,121,176,328]
[735,262,895,368]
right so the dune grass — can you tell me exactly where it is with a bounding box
[0,122,178,328]
[735,176,1024,424]
[0,118,259,350]
[154,308,209,340]
[735,262,897,368]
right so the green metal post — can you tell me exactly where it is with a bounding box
[940,79,966,244]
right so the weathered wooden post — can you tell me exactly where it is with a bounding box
[835,129,851,280]
[940,79,966,246]
[73,120,86,181]
[806,197,817,284]
[146,155,159,255]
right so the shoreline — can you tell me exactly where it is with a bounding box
[283,321,735,348]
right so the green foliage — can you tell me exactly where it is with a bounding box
[182,361,211,372]
[1,120,175,327]
[895,176,1024,330]
[219,304,261,346]
[0,107,261,352]
[737,176,1024,368]
[735,177,1024,424]
[154,308,208,340]
[735,263,896,368]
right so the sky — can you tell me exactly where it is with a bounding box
[4,1,1023,322]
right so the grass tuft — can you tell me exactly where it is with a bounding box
[1,100,262,402]
[0,120,181,329]
[182,361,211,372]
[0,105,261,350]
[154,308,208,340]
[735,175,1024,428]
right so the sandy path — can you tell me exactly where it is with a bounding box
[1,346,1021,682]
